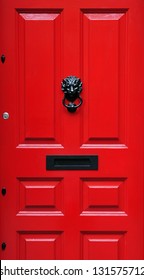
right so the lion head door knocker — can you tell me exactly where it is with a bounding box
[61,76,83,113]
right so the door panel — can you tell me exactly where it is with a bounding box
[0,0,144,260]
[82,232,125,260]
[18,179,64,214]
[17,10,62,144]
[82,10,126,143]
[81,179,126,213]
[19,232,63,260]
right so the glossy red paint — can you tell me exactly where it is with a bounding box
[0,0,144,259]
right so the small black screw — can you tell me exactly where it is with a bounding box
[1,188,6,196]
[2,242,6,250]
[1,55,6,63]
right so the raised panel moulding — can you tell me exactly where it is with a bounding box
[81,231,126,259]
[17,178,64,215]
[81,10,127,145]
[18,231,63,259]
[17,11,62,144]
[81,178,127,214]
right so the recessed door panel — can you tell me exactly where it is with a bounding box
[18,232,63,259]
[17,11,62,144]
[81,10,127,145]
[81,232,126,260]
[81,178,126,213]
[18,178,64,214]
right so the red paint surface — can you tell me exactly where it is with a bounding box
[0,0,144,259]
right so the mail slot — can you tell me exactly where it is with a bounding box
[46,155,98,170]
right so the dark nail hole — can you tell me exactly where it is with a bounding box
[2,243,6,250]
[1,55,6,63]
[2,188,6,196]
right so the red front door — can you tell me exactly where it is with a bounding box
[0,0,144,260]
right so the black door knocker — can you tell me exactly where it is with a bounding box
[61,76,83,112]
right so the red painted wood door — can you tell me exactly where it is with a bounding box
[0,0,144,260]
